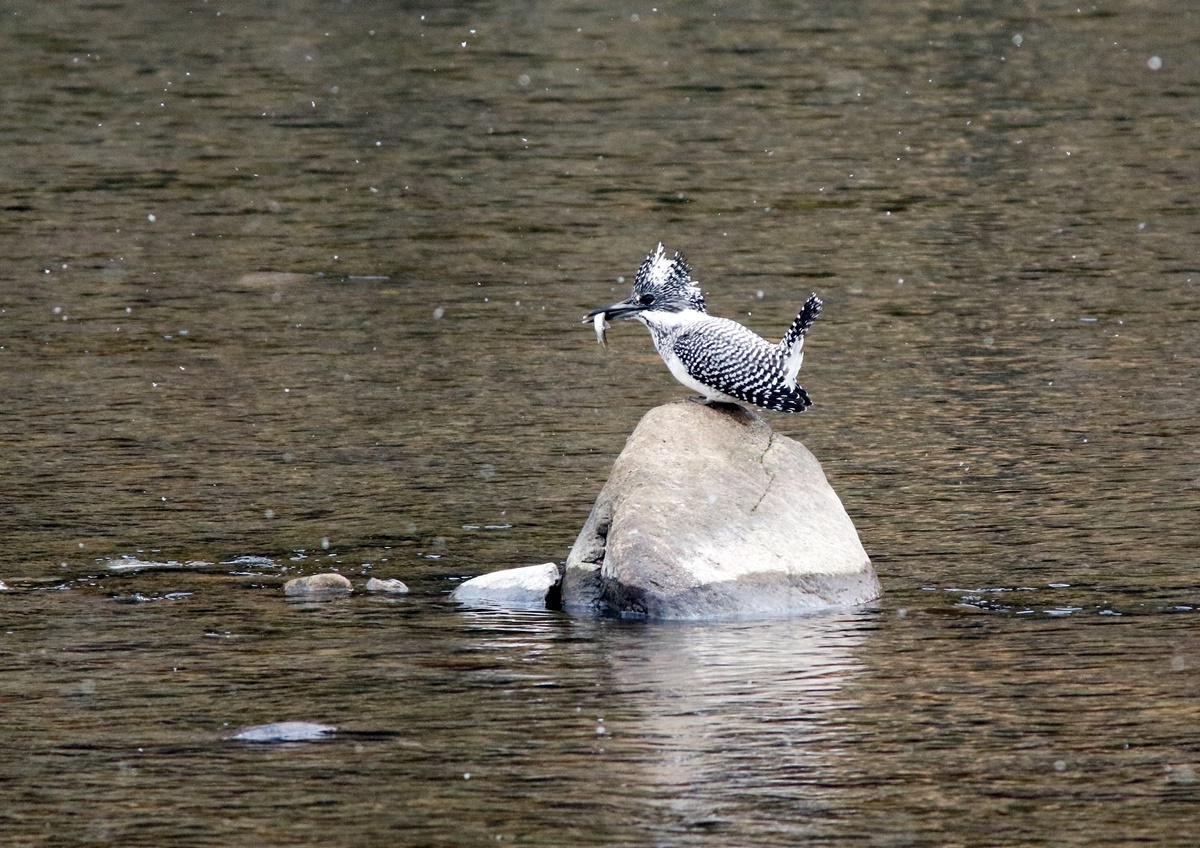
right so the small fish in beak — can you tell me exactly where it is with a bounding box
[591,310,611,347]
[583,297,648,348]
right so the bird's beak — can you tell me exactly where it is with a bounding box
[582,299,644,324]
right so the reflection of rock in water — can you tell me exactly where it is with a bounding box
[596,612,871,834]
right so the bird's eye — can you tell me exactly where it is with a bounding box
[638,293,655,306]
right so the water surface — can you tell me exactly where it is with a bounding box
[2,1,1198,845]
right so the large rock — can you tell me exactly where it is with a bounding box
[563,401,880,619]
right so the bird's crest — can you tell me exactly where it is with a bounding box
[631,243,707,313]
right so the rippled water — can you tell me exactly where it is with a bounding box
[2,1,1198,845]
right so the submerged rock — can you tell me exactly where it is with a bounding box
[450,562,563,608]
[562,400,880,619]
[234,271,312,289]
[364,577,410,594]
[106,557,211,573]
[283,573,353,596]
[231,721,337,743]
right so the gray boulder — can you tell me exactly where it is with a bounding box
[450,562,562,608]
[562,401,880,619]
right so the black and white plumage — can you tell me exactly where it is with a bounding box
[584,243,822,413]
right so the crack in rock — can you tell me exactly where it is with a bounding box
[750,431,777,513]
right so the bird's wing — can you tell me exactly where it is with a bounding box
[672,319,812,413]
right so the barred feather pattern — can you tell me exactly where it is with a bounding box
[649,315,815,413]
[779,294,822,391]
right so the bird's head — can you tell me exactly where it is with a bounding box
[583,243,707,327]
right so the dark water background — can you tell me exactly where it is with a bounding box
[2,1,1198,845]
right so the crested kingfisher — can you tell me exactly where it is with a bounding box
[584,243,822,413]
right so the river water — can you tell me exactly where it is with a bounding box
[2,1,1198,845]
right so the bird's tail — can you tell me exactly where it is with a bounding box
[779,293,822,390]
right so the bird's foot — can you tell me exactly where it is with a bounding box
[687,396,755,423]
[690,396,740,410]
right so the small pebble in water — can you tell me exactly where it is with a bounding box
[231,722,337,743]
[283,573,352,596]
[364,577,409,594]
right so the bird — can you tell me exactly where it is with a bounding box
[584,243,822,413]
